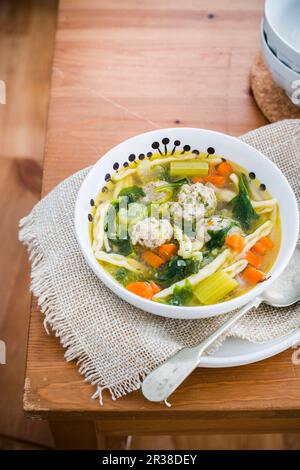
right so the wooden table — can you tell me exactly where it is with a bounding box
[24,0,300,449]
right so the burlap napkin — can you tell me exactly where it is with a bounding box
[20,120,300,404]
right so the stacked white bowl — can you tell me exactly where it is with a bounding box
[261,0,300,107]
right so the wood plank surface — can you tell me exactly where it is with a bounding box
[41,0,267,195]
[0,0,58,448]
[24,0,300,437]
[0,0,58,161]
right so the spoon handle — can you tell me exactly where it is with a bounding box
[142,297,262,403]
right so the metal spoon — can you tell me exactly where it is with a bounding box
[142,244,300,403]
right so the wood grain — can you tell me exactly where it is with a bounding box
[130,434,300,450]
[0,0,58,449]
[0,0,58,161]
[24,0,300,441]
[0,158,55,447]
[25,306,300,432]
[0,434,50,450]
[41,0,267,195]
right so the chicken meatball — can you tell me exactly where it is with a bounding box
[141,181,169,204]
[130,217,173,249]
[177,183,217,219]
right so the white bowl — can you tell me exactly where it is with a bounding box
[75,128,299,320]
[261,20,300,107]
[264,0,300,73]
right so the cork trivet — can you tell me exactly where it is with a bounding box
[250,53,300,122]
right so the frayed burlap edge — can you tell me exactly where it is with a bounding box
[19,212,150,404]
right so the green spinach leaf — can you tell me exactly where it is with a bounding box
[168,281,193,306]
[109,237,132,256]
[230,173,259,231]
[115,267,143,285]
[118,186,145,203]
[155,256,200,287]
[205,225,232,250]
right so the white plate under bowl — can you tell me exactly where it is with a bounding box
[75,128,299,320]
[200,329,300,368]
[264,0,300,73]
[261,20,300,107]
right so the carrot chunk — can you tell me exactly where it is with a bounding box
[191,176,203,183]
[225,233,244,252]
[217,161,232,176]
[259,236,274,250]
[203,175,226,187]
[149,281,161,294]
[209,162,218,175]
[158,243,177,261]
[192,173,226,187]
[252,241,267,255]
[142,250,165,268]
[242,266,265,284]
[126,282,154,299]
[244,250,262,269]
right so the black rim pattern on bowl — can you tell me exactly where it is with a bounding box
[87,138,267,220]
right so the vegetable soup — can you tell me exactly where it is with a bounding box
[89,150,281,307]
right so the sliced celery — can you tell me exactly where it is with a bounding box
[170,160,209,177]
[194,270,238,305]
